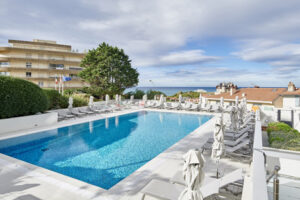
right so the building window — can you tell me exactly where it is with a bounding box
[69,74,78,78]
[49,63,64,69]
[0,62,9,67]
[38,54,44,59]
[26,62,32,68]
[38,81,44,87]
[295,97,300,107]
[26,72,31,77]
[26,53,32,58]
[0,72,10,76]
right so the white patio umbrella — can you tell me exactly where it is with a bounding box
[211,116,225,178]
[115,94,119,104]
[230,106,238,132]
[105,94,109,105]
[198,95,202,110]
[220,97,224,110]
[179,94,183,103]
[154,95,157,100]
[68,96,73,110]
[88,96,94,108]
[143,94,147,102]
[178,149,205,200]
[235,95,239,106]
[159,94,164,105]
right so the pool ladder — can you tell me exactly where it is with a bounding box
[266,165,280,200]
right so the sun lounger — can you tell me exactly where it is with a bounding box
[211,104,220,112]
[202,138,250,155]
[57,110,75,121]
[140,169,243,200]
[164,102,173,109]
[205,131,248,147]
[169,102,181,110]
[225,124,253,137]
[70,108,86,117]
[181,102,191,110]
[202,104,212,112]
[78,107,95,115]
[187,103,198,111]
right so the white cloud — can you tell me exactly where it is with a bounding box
[233,39,300,72]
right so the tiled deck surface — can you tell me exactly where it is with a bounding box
[0,108,250,200]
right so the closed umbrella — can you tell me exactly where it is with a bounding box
[68,97,73,111]
[235,96,239,106]
[118,95,122,103]
[105,94,109,105]
[143,94,147,102]
[220,97,224,110]
[198,95,202,110]
[159,94,164,105]
[88,96,94,108]
[179,94,183,103]
[178,149,205,200]
[211,116,225,178]
[115,94,119,104]
[130,95,134,102]
[230,106,239,132]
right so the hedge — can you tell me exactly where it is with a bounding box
[0,76,48,119]
[43,89,68,109]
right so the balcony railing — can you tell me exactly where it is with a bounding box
[242,110,269,200]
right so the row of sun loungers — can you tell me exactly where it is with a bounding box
[140,168,244,200]
[202,112,255,158]
[144,100,225,112]
[56,101,138,121]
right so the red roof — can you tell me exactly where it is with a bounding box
[203,88,287,102]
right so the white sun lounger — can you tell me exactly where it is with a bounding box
[70,108,86,117]
[78,107,95,115]
[140,169,243,200]
[225,139,250,153]
[225,124,253,137]
[181,102,191,110]
[224,132,249,146]
[202,104,212,112]
[211,104,220,112]
[187,103,198,111]
[169,102,180,110]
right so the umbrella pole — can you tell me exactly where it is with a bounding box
[216,159,220,179]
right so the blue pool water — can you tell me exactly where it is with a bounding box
[0,111,211,189]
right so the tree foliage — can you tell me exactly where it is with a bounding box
[79,43,139,97]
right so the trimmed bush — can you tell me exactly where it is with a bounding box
[267,122,300,151]
[0,76,48,119]
[43,89,68,109]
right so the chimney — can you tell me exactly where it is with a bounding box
[288,81,296,92]
[230,87,233,96]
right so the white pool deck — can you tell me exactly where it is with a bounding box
[0,107,250,200]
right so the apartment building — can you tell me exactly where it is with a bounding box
[0,39,88,88]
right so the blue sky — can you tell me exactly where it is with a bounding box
[1,0,300,87]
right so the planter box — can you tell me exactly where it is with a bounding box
[0,112,58,134]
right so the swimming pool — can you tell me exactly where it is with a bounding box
[0,111,212,189]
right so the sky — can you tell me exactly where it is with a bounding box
[1,0,300,87]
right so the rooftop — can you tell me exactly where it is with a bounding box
[204,87,287,103]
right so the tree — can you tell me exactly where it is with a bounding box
[79,42,139,97]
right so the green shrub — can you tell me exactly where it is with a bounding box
[267,122,300,151]
[72,95,88,107]
[0,76,48,119]
[146,90,166,100]
[267,122,292,134]
[43,89,68,109]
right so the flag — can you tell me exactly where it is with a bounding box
[62,76,72,82]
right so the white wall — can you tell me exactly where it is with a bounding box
[283,96,299,108]
[0,112,57,134]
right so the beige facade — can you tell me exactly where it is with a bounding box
[0,39,88,88]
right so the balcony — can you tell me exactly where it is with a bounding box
[6,56,81,65]
[0,66,82,73]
